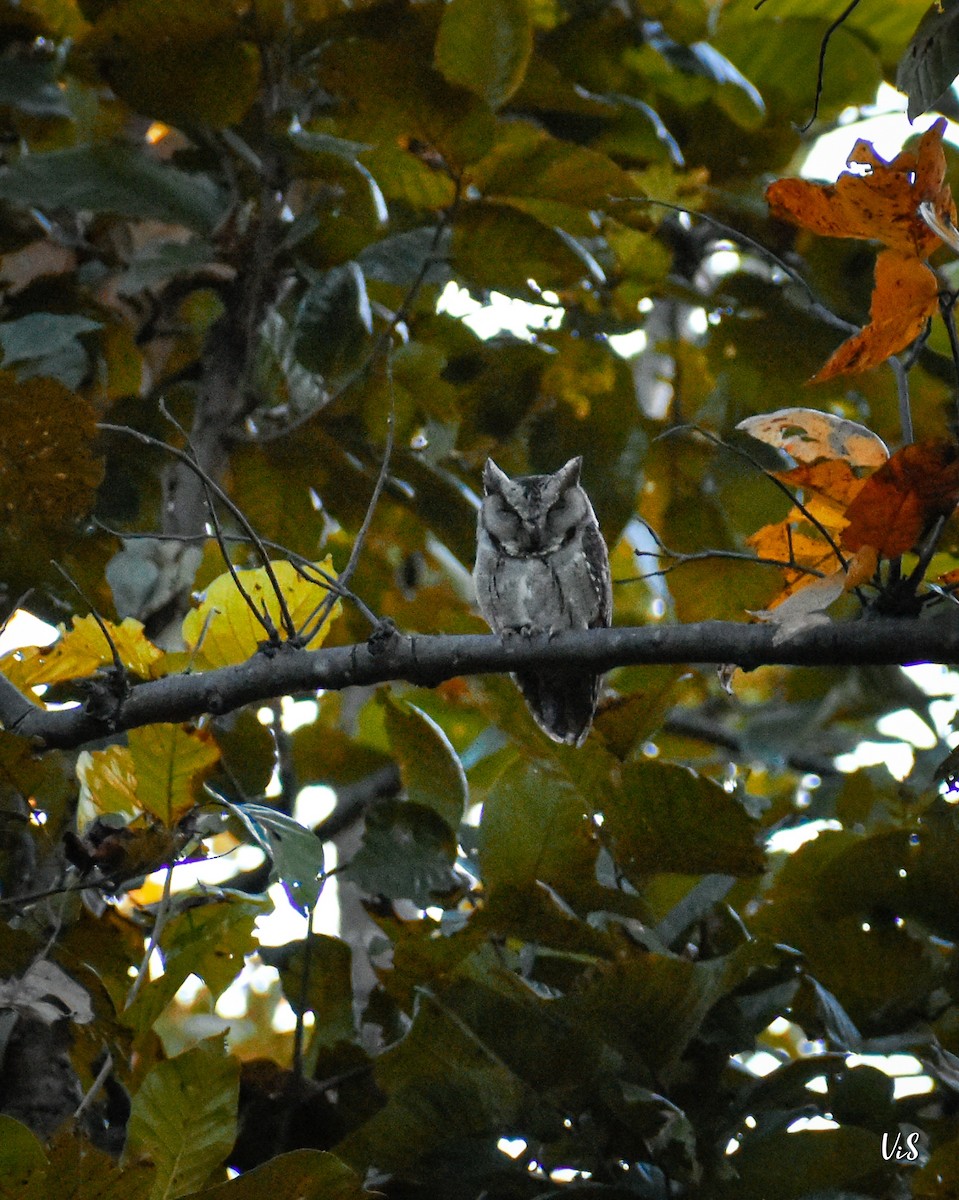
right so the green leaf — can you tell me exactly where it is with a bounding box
[288,129,372,162]
[125,1036,239,1200]
[335,974,527,1174]
[342,799,459,907]
[357,227,451,288]
[127,723,220,827]
[564,939,786,1074]
[754,830,948,1028]
[478,756,597,902]
[603,761,765,878]
[186,1150,374,1200]
[231,802,327,913]
[82,0,260,128]
[434,0,533,110]
[211,709,277,799]
[451,202,589,294]
[0,1117,46,1198]
[793,974,862,1052]
[0,313,101,386]
[914,1135,959,1197]
[721,1127,885,1200]
[469,120,633,210]
[260,934,355,1047]
[0,146,225,232]
[293,263,373,381]
[716,16,882,125]
[902,1,959,119]
[118,239,215,294]
[124,893,266,1034]
[33,1128,156,1200]
[317,37,495,169]
[0,58,71,116]
[383,696,467,830]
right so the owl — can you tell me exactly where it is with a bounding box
[474,456,612,747]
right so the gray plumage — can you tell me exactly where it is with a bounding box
[473,456,612,746]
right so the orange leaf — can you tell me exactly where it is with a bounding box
[767,119,955,380]
[843,544,878,590]
[775,460,866,512]
[841,440,959,557]
[812,250,940,382]
[747,522,843,606]
[766,118,954,259]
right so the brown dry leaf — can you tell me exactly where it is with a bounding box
[748,546,876,639]
[812,250,940,382]
[841,439,959,557]
[766,118,955,379]
[14,615,164,687]
[736,407,889,467]
[749,568,846,640]
[0,371,103,534]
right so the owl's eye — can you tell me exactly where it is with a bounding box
[484,497,521,542]
[546,493,581,538]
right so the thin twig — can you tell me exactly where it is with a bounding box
[798,0,863,133]
[291,922,315,1082]
[887,354,914,445]
[124,863,174,1011]
[629,546,829,583]
[99,424,300,644]
[49,561,125,679]
[297,352,397,646]
[93,520,375,625]
[628,515,831,585]
[664,425,849,570]
[74,1052,113,1123]
[158,398,289,641]
[938,286,959,434]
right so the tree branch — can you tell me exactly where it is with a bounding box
[3,617,959,751]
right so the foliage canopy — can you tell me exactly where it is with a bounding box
[3,1,959,1198]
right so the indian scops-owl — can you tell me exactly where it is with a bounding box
[473,457,612,747]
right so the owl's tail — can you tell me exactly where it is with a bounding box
[513,670,602,747]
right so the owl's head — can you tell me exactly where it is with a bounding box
[480,457,589,556]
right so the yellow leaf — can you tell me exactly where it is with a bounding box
[181,557,341,669]
[77,745,140,833]
[129,724,219,827]
[14,615,164,687]
[77,723,219,831]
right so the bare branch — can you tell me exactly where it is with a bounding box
[6,618,959,751]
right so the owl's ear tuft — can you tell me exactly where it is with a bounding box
[557,457,583,486]
[483,458,510,494]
